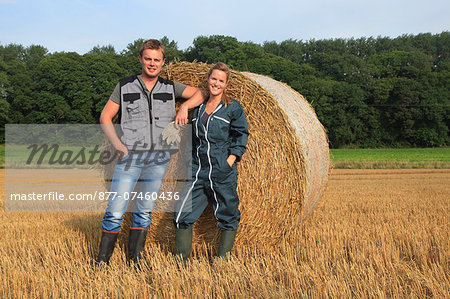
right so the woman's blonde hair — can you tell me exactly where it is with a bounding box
[207,62,231,106]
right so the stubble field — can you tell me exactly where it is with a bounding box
[0,169,448,298]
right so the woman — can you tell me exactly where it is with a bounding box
[173,62,249,262]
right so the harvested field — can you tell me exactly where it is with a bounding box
[0,169,448,298]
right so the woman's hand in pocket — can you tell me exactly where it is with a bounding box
[226,155,237,167]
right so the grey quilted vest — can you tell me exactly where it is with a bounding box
[119,75,177,151]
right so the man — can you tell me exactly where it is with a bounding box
[96,39,203,266]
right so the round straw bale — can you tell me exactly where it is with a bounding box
[241,71,330,220]
[143,61,330,249]
[101,61,330,251]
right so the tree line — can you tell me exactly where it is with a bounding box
[0,33,449,148]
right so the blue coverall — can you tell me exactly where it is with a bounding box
[174,99,249,231]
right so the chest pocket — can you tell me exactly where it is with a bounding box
[123,93,147,118]
[153,92,175,116]
[209,115,230,141]
[153,93,173,102]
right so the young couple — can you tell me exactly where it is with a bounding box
[96,39,249,267]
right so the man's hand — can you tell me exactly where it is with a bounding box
[113,142,129,158]
[100,100,129,158]
[175,88,207,127]
[175,104,189,127]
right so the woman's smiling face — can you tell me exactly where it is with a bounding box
[208,69,228,97]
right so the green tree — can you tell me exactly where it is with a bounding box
[88,45,116,55]
[5,59,34,123]
[368,50,431,79]
[160,36,183,63]
[23,45,48,70]
[1,33,448,147]
[83,53,129,119]
[0,98,10,127]
[185,35,242,64]
[33,52,94,123]
[121,38,145,57]
[0,43,25,62]
[0,56,8,100]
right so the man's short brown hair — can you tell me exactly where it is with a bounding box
[139,39,166,58]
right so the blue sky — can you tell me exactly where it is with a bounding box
[1,0,449,54]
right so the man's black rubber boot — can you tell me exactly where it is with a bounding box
[128,229,148,268]
[96,231,119,265]
[217,230,237,258]
[175,228,193,266]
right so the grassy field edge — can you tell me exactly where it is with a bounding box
[330,147,450,169]
[332,160,450,169]
[1,145,449,169]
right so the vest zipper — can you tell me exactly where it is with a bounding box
[137,76,155,124]
[137,76,156,149]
